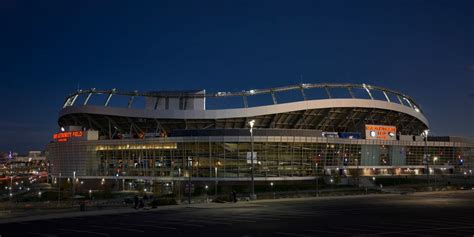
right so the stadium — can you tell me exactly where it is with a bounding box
[46,83,473,194]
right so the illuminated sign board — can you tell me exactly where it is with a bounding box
[365,125,396,140]
[53,131,84,142]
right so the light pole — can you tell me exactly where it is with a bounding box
[9,175,13,198]
[57,173,61,207]
[469,169,472,184]
[355,159,360,188]
[187,156,192,205]
[423,129,430,186]
[47,162,50,184]
[433,156,438,189]
[315,162,319,197]
[115,172,119,192]
[72,171,76,207]
[249,119,256,200]
[270,182,275,199]
[178,168,181,203]
[214,167,218,197]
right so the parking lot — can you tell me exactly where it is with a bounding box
[0,191,473,236]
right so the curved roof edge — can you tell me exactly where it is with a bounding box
[60,98,429,128]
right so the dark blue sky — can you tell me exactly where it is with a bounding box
[0,0,473,153]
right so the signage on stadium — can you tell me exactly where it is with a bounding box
[365,125,396,140]
[53,131,84,142]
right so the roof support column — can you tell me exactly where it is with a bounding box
[403,97,414,109]
[396,95,404,105]
[382,91,391,102]
[300,87,307,100]
[325,87,332,99]
[127,96,135,108]
[63,97,72,108]
[70,94,79,106]
[271,91,277,104]
[362,84,374,100]
[104,94,112,107]
[243,95,248,108]
[83,93,93,105]
[347,87,355,98]
[127,90,138,108]
[154,97,160,110]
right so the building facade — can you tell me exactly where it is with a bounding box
[46,83,473,183]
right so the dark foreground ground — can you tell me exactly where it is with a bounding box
[0,191,473,237]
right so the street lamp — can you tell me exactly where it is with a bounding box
[187,156,192,205]
[89,189,92,200]
[315,162,319,197]
[433,156,438,189]
[270,182,275,199]
[248,119,256,200]
[214,167,218,197]
[58,172,61,207]
[422,129,430,186]
[9,176,13,198]
[178,168,181,203]
[72,171,76,207]
[355,159,360,188]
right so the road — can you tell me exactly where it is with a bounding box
[1,191,473,236]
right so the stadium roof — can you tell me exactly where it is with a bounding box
[58,83,429,136]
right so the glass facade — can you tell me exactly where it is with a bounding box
[47,136,474,179]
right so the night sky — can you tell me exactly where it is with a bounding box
[1,1,472,153]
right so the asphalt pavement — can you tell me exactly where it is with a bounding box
[0,191,473,236]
